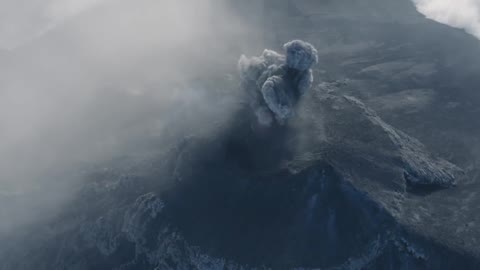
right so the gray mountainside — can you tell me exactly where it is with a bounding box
[0,86,473,270]
[2,0,480,269]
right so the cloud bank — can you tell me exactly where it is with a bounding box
[413,0,480,39]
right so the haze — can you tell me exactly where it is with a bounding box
[0,0,259,233]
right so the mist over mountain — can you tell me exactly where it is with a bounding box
[1,0,480,269]
[414,0,480,39]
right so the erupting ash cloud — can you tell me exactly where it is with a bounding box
[238,40,318,126]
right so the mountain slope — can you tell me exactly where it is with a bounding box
[2,0,480,269]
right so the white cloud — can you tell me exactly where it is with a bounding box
[413,0,480,39]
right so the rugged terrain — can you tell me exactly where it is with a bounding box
[2,0,480,269]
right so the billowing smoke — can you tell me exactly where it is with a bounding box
[238,40,318,126]
[0,0,260,234]
[413,0,480,40]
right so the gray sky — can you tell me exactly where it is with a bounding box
[413,0,480,39]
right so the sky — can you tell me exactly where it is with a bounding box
[413,0,480,39]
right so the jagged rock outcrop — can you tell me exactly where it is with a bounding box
[292,89,463,190]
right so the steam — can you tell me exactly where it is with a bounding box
[0,0,111,50]
[0,0,258,233]
[413,0,480,40]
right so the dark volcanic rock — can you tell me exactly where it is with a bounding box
[297,91,463,190]
[0,86,474,269]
